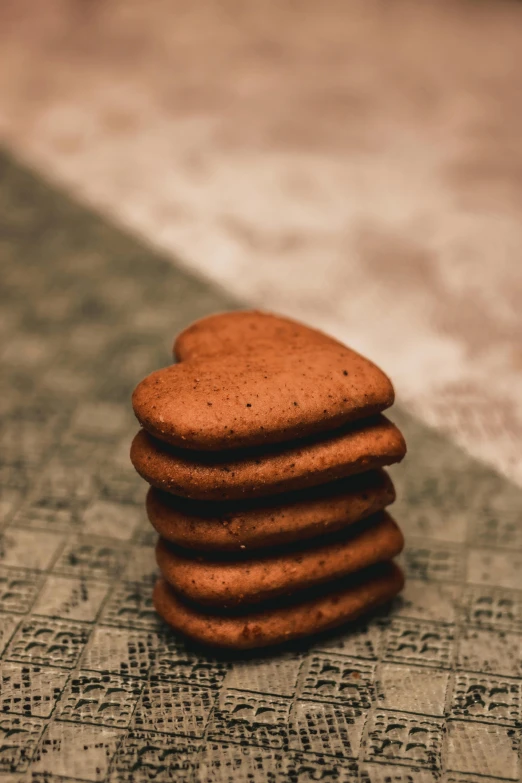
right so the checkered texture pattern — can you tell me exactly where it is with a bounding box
[0,153,520,782]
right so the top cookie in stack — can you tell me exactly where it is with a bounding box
[130,311,407,649]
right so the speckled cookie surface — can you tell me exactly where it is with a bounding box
[156,511,403,607]
[130,414,406,500]
[153,563,404,649]
[173,310,335,361]
[132,311,395,450]
[147,469,395,551]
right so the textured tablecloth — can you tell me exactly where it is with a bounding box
[0,152,521,782]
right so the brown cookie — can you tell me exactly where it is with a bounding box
[156,511,404,607]
[132,310,394,450]
[153,562,404,649]
[130,414,406,500]
[147,469,395,552]
[174,310,339,361]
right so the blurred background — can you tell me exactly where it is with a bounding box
[0,0,521,485]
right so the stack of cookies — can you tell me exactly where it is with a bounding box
[130,311,406,649]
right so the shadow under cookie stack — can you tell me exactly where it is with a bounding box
[130,311,407,650]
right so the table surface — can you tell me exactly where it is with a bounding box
[0,152,521,782]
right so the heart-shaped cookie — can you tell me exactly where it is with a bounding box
[132,311,394,451]
[153,562,404,649]
[146,469,395,552]
[130,414,406,501]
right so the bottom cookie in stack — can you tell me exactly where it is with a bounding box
[152,509,404,649]
[154,563,404,650]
